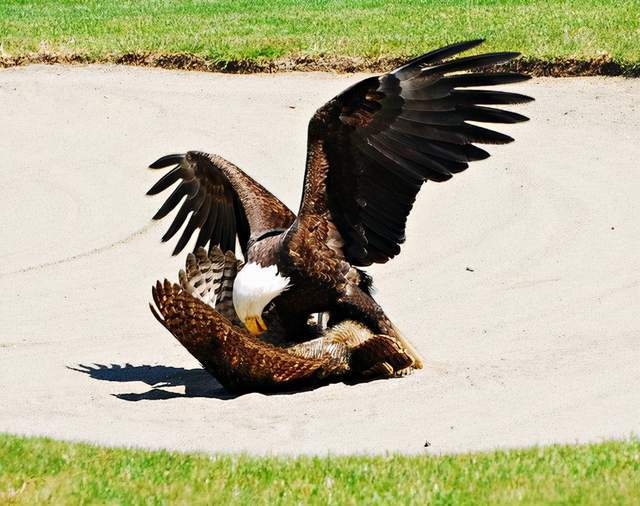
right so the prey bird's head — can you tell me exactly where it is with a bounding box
[232,262,290,335]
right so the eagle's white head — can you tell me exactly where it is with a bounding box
[232,262,290,335]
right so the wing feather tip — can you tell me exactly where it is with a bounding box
[149,153,185,169]
[149,303,164,325]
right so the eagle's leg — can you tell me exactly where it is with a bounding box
[316,311,328,330]
[271,305,323,342]
[333,286,424,370]
[271,285,333,343]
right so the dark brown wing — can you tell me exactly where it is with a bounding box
[296,39,533,266]
[147,151,295,257]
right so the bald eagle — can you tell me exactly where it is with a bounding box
[150,247,417,393]
[146,40,533,369]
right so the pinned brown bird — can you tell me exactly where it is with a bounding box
[151,248,416,393]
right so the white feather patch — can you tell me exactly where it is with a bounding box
[232,263,290,321]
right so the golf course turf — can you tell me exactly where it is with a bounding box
[1,0,639,74]
[2,435,639,504]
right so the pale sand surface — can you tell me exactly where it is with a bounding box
[1,66,638,455]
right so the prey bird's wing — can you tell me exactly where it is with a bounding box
[147,151,295,257]
[150,280,344,393]
[294,39,533,266]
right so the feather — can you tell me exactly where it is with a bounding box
[149,154,184,169]
[442,72,531,88]
[458,105,529,124]
[152,183,188,220]
[393,39,485,79]
[146,166,183,195]
[420,52,521,77]
[172,193,210,255]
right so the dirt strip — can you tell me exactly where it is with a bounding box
[1,52,639,76]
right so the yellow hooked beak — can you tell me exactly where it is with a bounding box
[244,315,268,336]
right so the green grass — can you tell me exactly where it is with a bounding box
[0,0,639,70]
[1,434,639,504]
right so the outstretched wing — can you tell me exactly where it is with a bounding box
[147,151,295,257]
[295,39,533,266]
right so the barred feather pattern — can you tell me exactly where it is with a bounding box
[288,320,415,378]
[179,246,242,322]
[219,250,240,319]
[286,321,370,364]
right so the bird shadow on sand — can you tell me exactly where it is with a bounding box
[69,363,389,401]
[68,363,239,401]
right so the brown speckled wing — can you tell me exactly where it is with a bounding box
[150,280,344,393]
[147,151,295,257]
